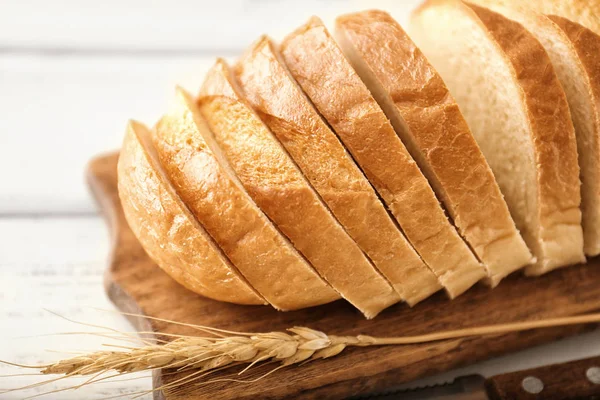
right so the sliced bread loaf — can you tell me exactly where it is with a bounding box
[197,59,400,316]
[234,36,484,298]
[118,120,265,305]
[469,1,600,257]
[334,10,531,285]
[410,0,585,274]
[151,88,339,311]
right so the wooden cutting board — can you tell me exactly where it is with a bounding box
[88,152,600,400]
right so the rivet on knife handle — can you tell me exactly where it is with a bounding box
[484,355,600,399]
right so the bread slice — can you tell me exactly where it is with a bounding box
[468,2,600,257]
[151,88,339,311]
[410,0,585,274]
[334,11,530,285]
[497,0,600,36]
[197,59,400,316]
[234,36,483,298]
[279,17,446,304]
[117,120,265,305]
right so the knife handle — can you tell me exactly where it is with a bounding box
[485,355,600,400]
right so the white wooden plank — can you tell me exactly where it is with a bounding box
[0,0,422,50]
[0,54,215,214]
[0,217,152,398]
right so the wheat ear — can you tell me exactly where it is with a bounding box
[31,312,600,378]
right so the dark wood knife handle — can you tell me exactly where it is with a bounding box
[485,356,600,400]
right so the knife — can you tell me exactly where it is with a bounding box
[358,355,600,399]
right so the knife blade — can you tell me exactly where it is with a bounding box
[358,355,600,399]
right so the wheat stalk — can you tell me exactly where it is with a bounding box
[33,312,600,375]
[3,312,600,398]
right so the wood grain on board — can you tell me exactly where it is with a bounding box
[88,152,600,400]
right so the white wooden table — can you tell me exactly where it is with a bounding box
[1,1,599,398]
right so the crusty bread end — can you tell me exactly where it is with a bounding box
[118,120,265,305]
